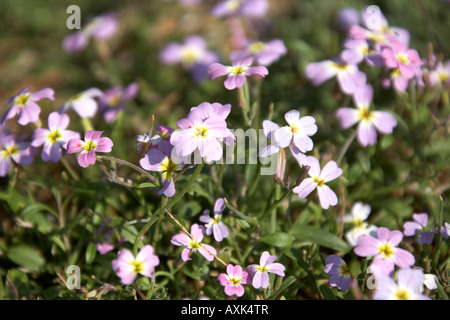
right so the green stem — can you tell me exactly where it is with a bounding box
[336,131,356,165]
[60,157,80,182]
[132,163,205,255]
[96,155,157,183]
[81,118,94,131]
[237,85,251,127]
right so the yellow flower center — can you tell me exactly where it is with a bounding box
[82,139,97,152]
[396,52,410,65]
[368,32,385,43]
[290,123,301,135]
[352,218,365,229]
[226,0,241,11]
[212,214,221,225]
[378,242,395,259]
[15,93,31,106]
[108,95,121,107]
[159,157,181,181]
[129,259,144,274]
[358,107,374,123]
[312,176,325,187]
[188,239,202,251]
[248,41,266,55]
[194,125,209,138]
[438,71,449,82]
[339,264,350,276]
[256,265,269,273]
[227,65,248,76]
[227,275,242,287]
[181,47,201,65]
[47,129,62,144]
[1,144,18,158]
[332,62,350,71]
[394,289,410,300]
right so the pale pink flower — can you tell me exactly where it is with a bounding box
[292,156,343,209]
[373,268,431,300]
[217,264,248,297]
[31,112,80,162]
[246,251,285,289]
[335,84,397,147]
[112,245,159,285]
[382,41,423,79]
[67,130,113,168]
[199,198,230,242]
[305,58,367,95]
[171,224,217,262]
[354,227,415,276]
[0,133,35,177]
[1,87,54,126]
[208,57,268,90]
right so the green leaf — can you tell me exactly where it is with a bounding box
[260,232,293,248]
[319,284,337,300]
[292,225,351,254]
[6,245,46,273]
[6,269,30,300]
[85,242,97,265]
[135,182,157,189]
[269,276,297,300]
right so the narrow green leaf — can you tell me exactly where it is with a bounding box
[6,245,46,273]
[85,242,97,264]
[292,225,351,254]
[260,232,293,248]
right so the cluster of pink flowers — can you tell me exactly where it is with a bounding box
[218,251,285,297]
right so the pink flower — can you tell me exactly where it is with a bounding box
[292,156,343,209]
[349,7,410,47]
[31,112,80,162]
[382,41,423,79]
[60,88,103,119]
[98,83,138,123]
[211,0,268,18]
[324,255,352,291]
[112,245,160,285]
[258,119,307,167]
[170,102,235,163]
[230,39,287,66]
[340,39,384,67]
[208,57,268,90]
[373,268,431,300]
[354,227,415,276]
[273,110,318,154]
[160,35,219,82]
[217,264,248,297]
[139,140,183,197]
[305,59,367,95]
[67,130,113,168]
[403,213,434,245]
[1,87,54,126]
[170,224,217,262]
[63,13,118,53]
[199,198,230,242]
[0,133,35,177]
[335,84,397,147]
[428,61,450,87]
[246,251,285,289]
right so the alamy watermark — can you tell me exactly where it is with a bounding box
[66,265,81,289]
[66,5,81,30]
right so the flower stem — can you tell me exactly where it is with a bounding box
[336,130,356,165]
[81,118,94,131]
[60,157,80,182]
[237,85,251,127]
[96,155,157,183]
[132,162,205,255]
